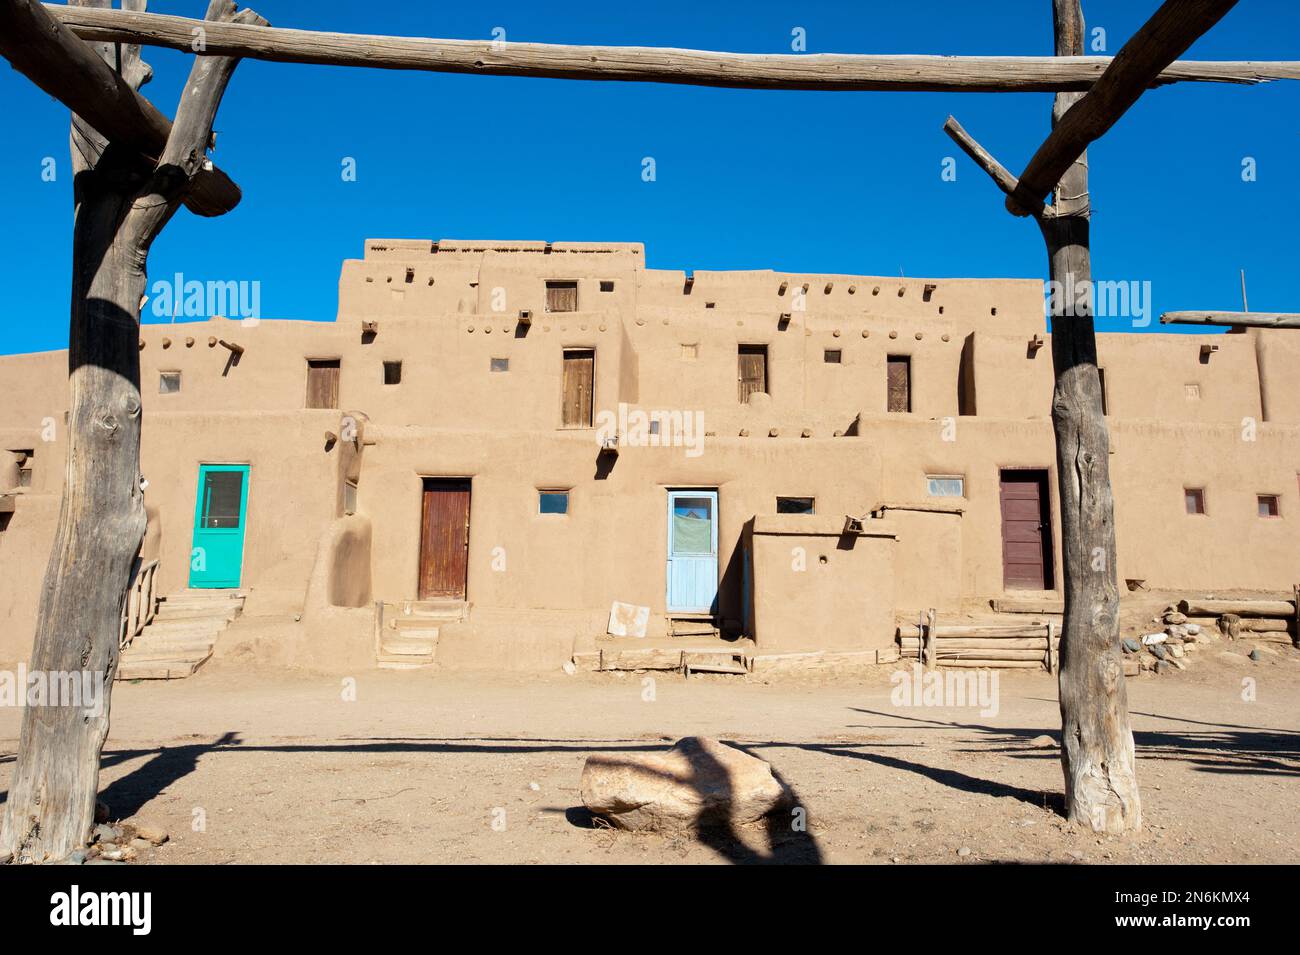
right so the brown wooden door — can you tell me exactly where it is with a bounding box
[418,479,471,599]
[306,359,340,409]
[999,469,1054,590]
[887,355,911,412]
[561,349,594,427]
[738,345,767,403]
[546,281,578,313]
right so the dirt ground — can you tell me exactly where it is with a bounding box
[1,644,1297,865]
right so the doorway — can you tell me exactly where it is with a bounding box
[666,489,719,613]
[998,468,1054,590]
[189,464,249,589]
[418,478,471,600]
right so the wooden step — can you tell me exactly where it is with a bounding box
[117,653,210,680]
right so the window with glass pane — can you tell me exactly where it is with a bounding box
[672,497,713,554]
[201,470,244,528]
[927,476,964,497]
[539,490,569,515]
[776,496,815,514]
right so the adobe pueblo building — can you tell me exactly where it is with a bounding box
[1,239,1297,675]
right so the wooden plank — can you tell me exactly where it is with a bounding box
[305,359,340,409]
[939,659,1044,669]
[1178,598,1295,617]
[0,0,242,217]
[600,649,683,671]
[545,281,578,313]
[922,608,937,668]
[1160,311,1300,329]
[992,597,1064,615]
[1006,0,1241,216]
[45,4,1300,92]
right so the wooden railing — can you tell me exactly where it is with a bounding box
[119,557,159,650]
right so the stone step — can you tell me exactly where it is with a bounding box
[392,618,442,633]
[154,604,241,619]
[379,636,437,657]
[130,637,217,655]
[117,656,206,681]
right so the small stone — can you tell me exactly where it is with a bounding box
[1148,644,1167,661]
[957,847,971,857]
[1155,660,1170,674]
[1122,638,1141,653]
[1168,644,1185,658]
[1163,611,1187,625]
[1141,633,1167,646]
[1216,651,1249,666]
[1028,734,1056,747]
[1165,625,1187,640]
[1067,850,1085,860]
[133,824,169,846]
[69,850,87,864]
[561,661,577,675]
[891,856,902,864]
[99,849,125,862]
[1184,624,1201,635]
[92,823,121,844]
[528,782,540,792]
[1249,648,1262,662]
[129,838,153,851]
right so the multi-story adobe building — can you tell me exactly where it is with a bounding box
[1,238,1296,672]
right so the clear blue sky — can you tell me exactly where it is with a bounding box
[2,0,1297,354]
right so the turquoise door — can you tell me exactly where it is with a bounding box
[189,464,249,589]
[666,490,719,613]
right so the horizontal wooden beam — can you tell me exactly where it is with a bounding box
[44,3,1300,93]
[1006,0,1241,216]
[1161,311,1300,329]
[0,0,240,217]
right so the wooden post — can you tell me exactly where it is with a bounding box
[1040,0,1140,835]
[923,608,937,668]
[0,0,263,863]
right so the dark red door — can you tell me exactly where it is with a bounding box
[418,479,471,599]
[999,470,1054,590]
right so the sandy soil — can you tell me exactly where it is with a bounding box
[2,644,1297,865]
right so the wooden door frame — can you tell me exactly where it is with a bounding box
[559,346,596,429]
[416,475,473,601]
[997,465,1057,592]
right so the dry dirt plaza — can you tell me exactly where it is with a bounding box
[2,647,1294,866]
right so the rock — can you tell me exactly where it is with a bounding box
[580,736,793,832]
[1155,660,1170,674]
[1163,611,1187,625]
[561,661,577,675]
[1141,633,1167,646]
[1139,655,1156,671]
[99,849,125,862]
[1216,651,1249,666]
[1167,657,1186,670]
[69,850,87,865]
[1185,623,1201,635]
[957,846,971,857]
[129,838,153,852]
[1249,648,1262,662]
[528,782,540,791]
[1028,734,1057,747]
[1122,638,1141,653]
[1148,644,1167,661]
[92,823,121,844]
[133,824,169,846]
[1168,643,1185,658]
[1165,625,1187,640]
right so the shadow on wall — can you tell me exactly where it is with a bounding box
[306,514,373,610]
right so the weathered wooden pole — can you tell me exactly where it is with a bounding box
[1039,0,1138,834]
[0,0,262,863]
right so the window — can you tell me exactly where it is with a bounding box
[343,481,358,515]
[681,343,699,360]
[738,345,768,403]
[159,371,181,394]
[306,359,341,409]
[957,334,977,416]
[539,489,569,515]
[887,355,911,412]
[545,281,578,313]
[561,349,594,428]
[490,357,510,373]
[1184,383,1201,401]
[1258,494,1280,518]
[927,476,964,498]
[383,361,402,385]
[599,281,615,292]
[1184,488,1206,515]
[824,349,842,364]
[776,496,815,515]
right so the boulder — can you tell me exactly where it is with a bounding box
[1163,611,1188,625]
[580,736,793,831]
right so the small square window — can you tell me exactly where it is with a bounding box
[1184,383,1201,401]
[681,343,699,360]
[1184,488,1205,515]
[824,349,842,364]
[599,281,615,292]
[343,481,358,515]
[539,489,569,515]
[490,357,510,373]
[776,496,815,515]
[649,420,661,436]
[1258,494,1280,518]
[159,372,181,394]
[383,361,402,385]
[926,476,964,498]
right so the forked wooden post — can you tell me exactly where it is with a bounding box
[0,0,264,863]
